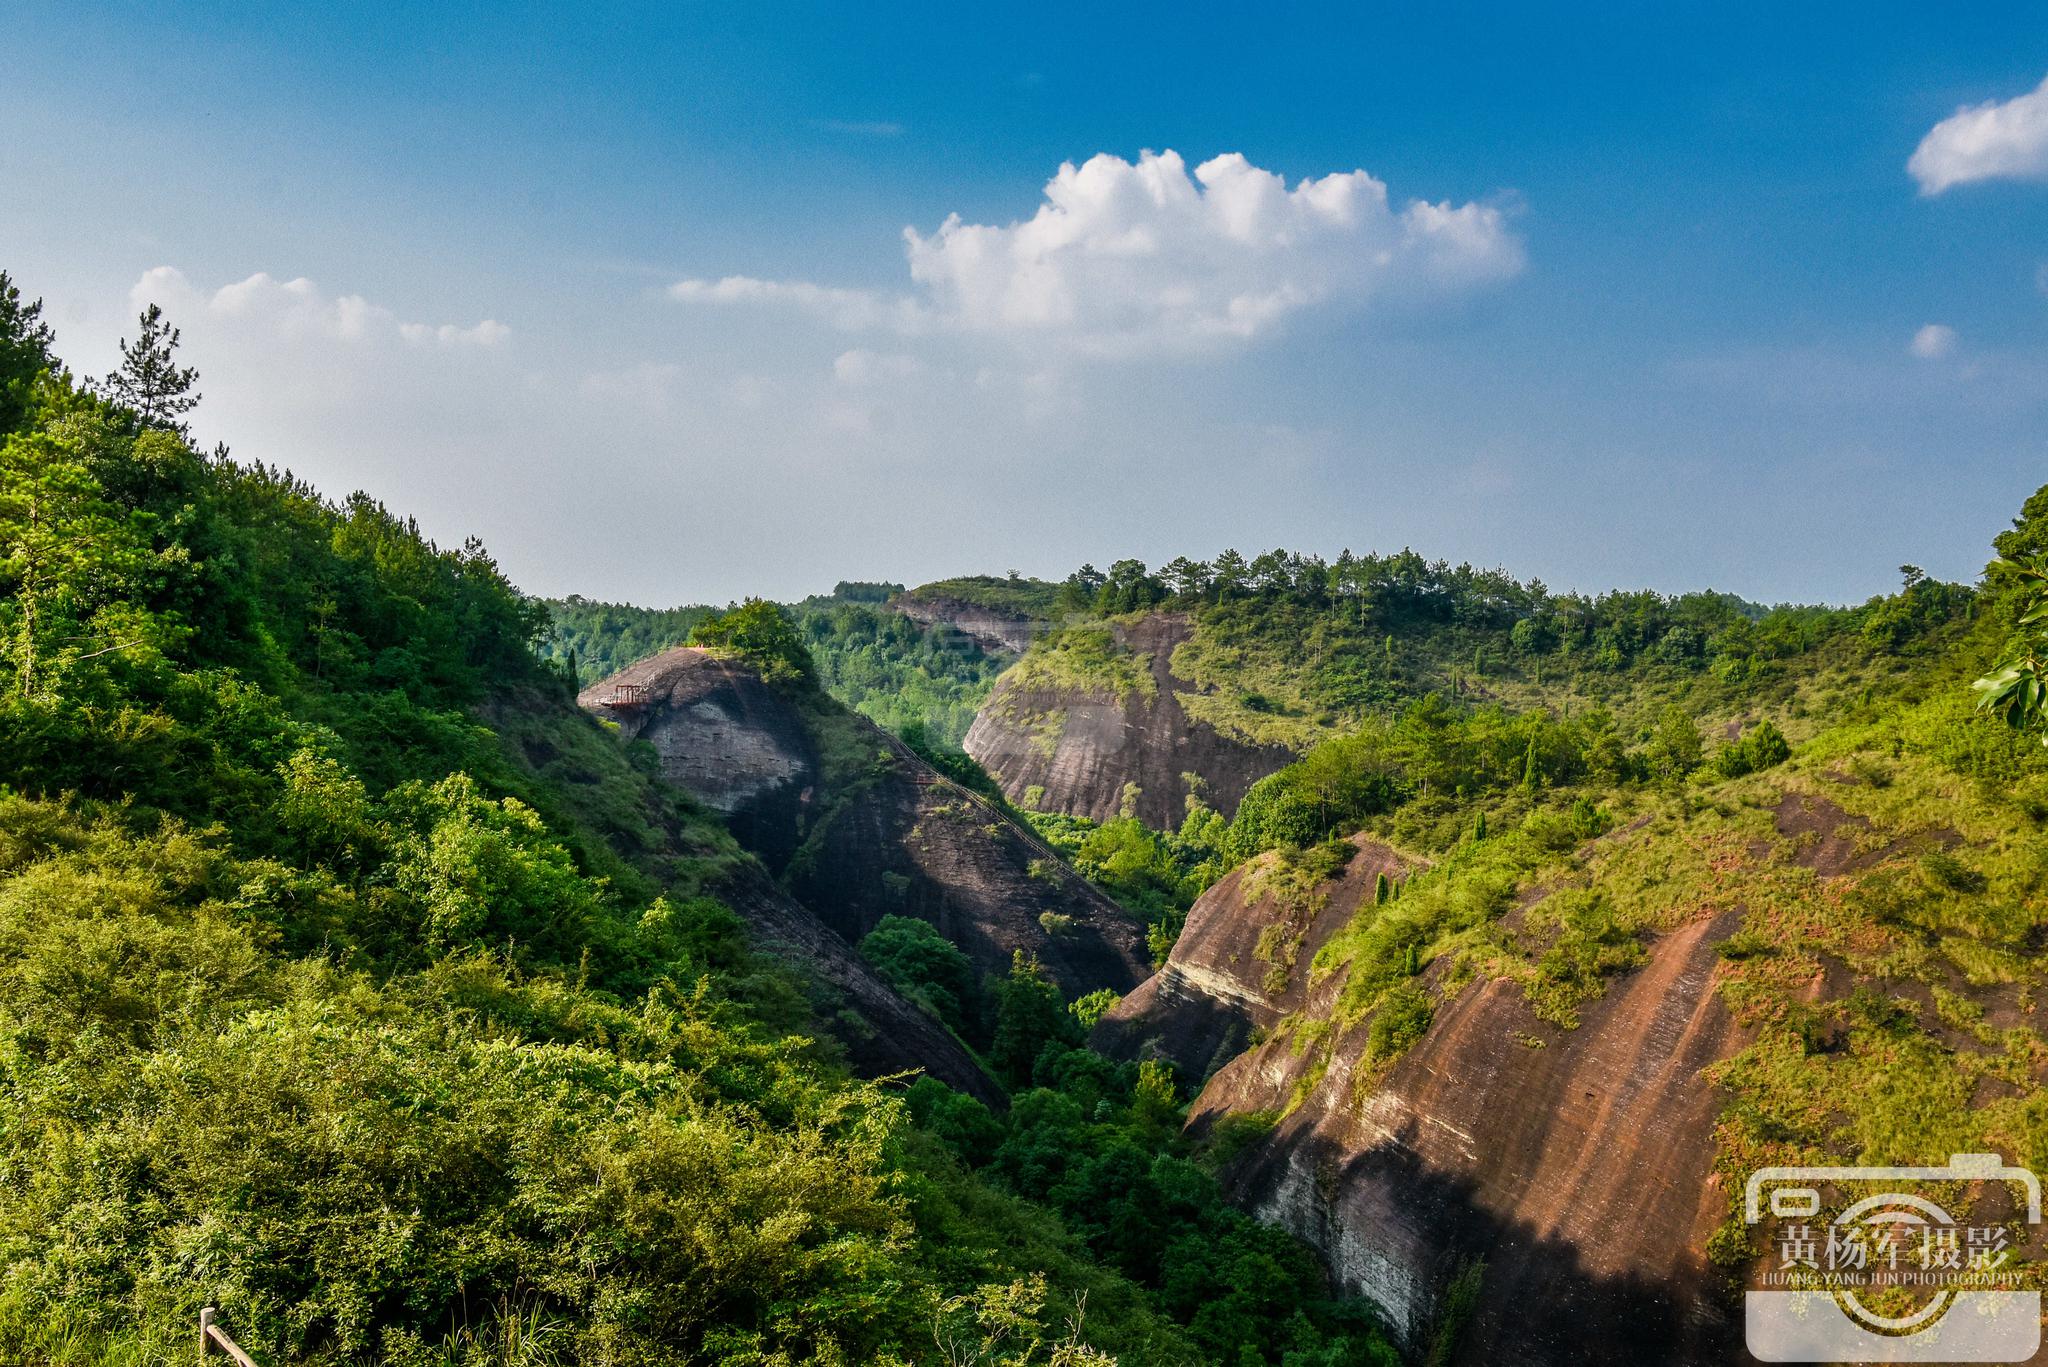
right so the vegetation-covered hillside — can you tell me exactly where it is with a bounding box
[952,544,1978,971]
[1087,504,2048,1362]
[0,270,1398,1366]
[1033,550,1963,752]
[12,246,2042,1366]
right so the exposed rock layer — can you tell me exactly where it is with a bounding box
[964,613,1296,830]
[721,866,1008,1105]
[1093,793,1761,1363]
[498,678,1001,1105]
[1092,833,1416,1082]
[888,590,1041,655]
[1190,910,1745,1364]
[583,647,1150,999]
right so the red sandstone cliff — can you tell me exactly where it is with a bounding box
[964,613,1297,831]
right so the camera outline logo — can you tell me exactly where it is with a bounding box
[1743,1152,2041,1362]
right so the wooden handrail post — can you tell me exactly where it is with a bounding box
[199,1306,261,1367]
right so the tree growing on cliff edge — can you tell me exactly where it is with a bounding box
[690,597,815,686]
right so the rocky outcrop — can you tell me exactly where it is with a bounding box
[1092,834,1416,1083]
[494,678,1001,1106]
[718,865,1005,1105]
[889,589,1042,655]
[584,647,1150,999]
[964,613,1296,830]
[579,647,816,869]
[1190,909,1744,1364]
[1091,795,1753,1362]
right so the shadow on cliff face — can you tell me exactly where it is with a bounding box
[585,645,1152,1000]
[1089,969,1255,1082]
[1189,909,1748,1366]
[1093,835,1416,1082]
[1237,1133,1738,1366]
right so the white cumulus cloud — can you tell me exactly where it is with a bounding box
[668,149,1522,356]
[1909,75,2048,195]
[1911,323,1958,359]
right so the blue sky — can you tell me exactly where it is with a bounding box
[5,2,2047,605]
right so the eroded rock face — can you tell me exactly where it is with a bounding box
[889,590,1041,656]
[1092,834,1416,1083]
[1189,910,1746,1364]
[964,614,1296,830]
[579,647,816,869]
[720,866,1006,1105]
[585,647,1150,1000]
[785,761,1152,997]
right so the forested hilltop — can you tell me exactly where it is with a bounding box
[0,270,1397,1365]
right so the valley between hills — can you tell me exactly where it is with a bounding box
[6,266,2048,1365]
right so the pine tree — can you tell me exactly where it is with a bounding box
[990,951,1073,1085]
[0,271,58,434]
[100,303,201,436]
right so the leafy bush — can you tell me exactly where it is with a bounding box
[859,914,980,1037]
[1712,718,1791,778]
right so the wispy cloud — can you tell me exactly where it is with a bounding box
[812,118,905,137]
[137,267,508,348]
[1910,323,1958,359]
[1909,74,2048,194]
[666,275,925,332]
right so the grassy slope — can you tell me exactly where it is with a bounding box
[901,575,1064,620]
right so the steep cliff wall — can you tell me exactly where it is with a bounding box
[1092,834,1417,1082]
[964,613,1297,830]
[889,589,1042,656]
[579,647,816,868]
[1100,823,1743,1360]
[1190,909,1744,1364]
[585,646,1150,999]
[482,669,999,1105]
[718,865,1005,1104]
[1139,771,2010,1366]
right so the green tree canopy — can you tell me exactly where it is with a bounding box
[689,597,815,686]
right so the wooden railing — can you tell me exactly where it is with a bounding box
[200,1307,260,1366]
[603,681,651,710]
